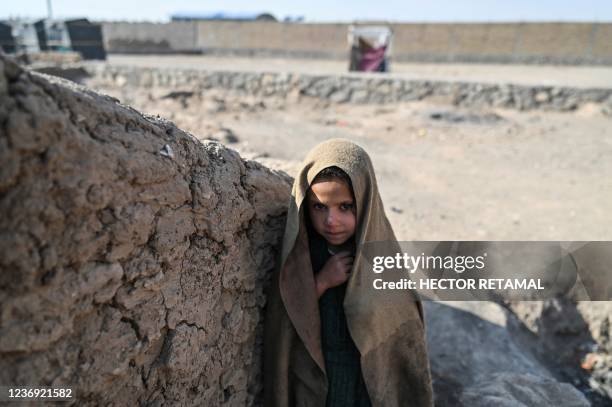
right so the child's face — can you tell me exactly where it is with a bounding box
[307,178,356,245]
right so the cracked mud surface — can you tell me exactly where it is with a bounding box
[0,56,291,405]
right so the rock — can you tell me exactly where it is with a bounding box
[535,90,551,103]
[426,300,604,405]
[212,127,240,144]
[160,90,195,99]
[509,299,612,403]
[158,144,174,158]
[329,89,352,103]
[460,373,590,407]
[427,110,504,124]
[30,65,91,84]
[425,301,552,392]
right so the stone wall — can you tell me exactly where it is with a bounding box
[101,21,612,65]
[85,64,612,114]
[0,55,291,405]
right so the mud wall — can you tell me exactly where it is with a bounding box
[103,21,198,54]
[101,21,612,65]
[86,64,612,113]
[0,55,292,405]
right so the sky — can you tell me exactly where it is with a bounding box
[2,0,610,23]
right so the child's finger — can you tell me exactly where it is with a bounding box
[340,256,354,265]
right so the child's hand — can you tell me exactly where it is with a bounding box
[315,251,354,298]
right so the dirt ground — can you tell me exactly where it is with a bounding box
[87,76,612,242]
[20,54,609,404]
[104,54,612,88]
[87,65,612,401]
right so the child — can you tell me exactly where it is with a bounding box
[264,139,433,407]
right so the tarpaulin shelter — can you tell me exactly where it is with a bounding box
[0,22,15,54]
[9,21,40,54]
[32,18,105,60]
[34,19,71,52]
[65,19,106,60]
[348,25,392,72]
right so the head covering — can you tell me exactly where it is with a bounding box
[263,138,433,406]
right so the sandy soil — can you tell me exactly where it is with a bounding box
[87,82,612,242]
[104,54,612,88]
[80,59,612,404]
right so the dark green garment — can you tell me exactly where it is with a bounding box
[308,229,372,407]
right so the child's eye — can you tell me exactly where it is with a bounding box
[340,203,354,211]
[313,203,326,210]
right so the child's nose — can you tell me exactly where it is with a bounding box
[325,212,337,226]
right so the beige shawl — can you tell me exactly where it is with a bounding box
[263,138,433,406]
